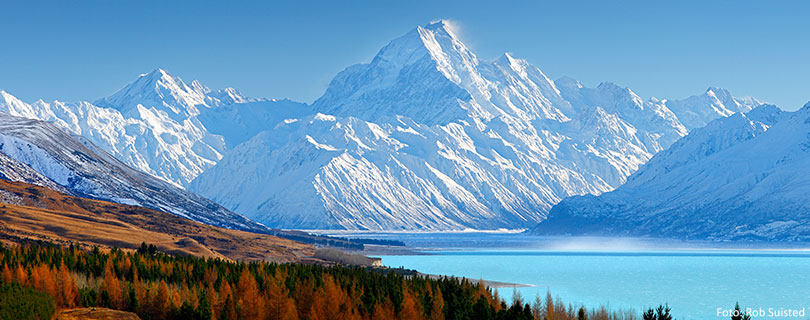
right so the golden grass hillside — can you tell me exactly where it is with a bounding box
[0,179,321,263]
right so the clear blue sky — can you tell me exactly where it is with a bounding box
[2,0,809,109]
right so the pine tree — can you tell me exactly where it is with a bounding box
[308,289,328,320]
[732,302,752,320]
[13,264,26,286]
[219,280,236,320]
[578,306,587,320]
[545,291,556,320]
[472,296,492,319]
[372,300,396,320]
[236,267,262,319]
[643,307,655,320]
[58,263,78,308]
[656,304,672,320]
[265,275,297,320]
[196,288,212,320]
[103,260,122,309]
[36,265,58,301]
[155,280,170,319]
[531,294,543,320]
[399,287,420,320]
[429,286,444,320]
[29,265,42,292]
[1,264,12,284]
[205,283,217,320]
[127,286,139,312]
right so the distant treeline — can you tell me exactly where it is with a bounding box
[269,230,364,250]
[0,241,686,320]
[270,230,406,250]
[314,234,407,247]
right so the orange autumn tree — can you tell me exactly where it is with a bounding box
[153,279,170,320]
[264,272,297,320]
[236,267,263,319]
[102,259,123,309]
[372,300,397,320]
[218,278,236,320]
[13,263,26,286]
[399,286,421,320]
[428,285,445,320]
[58,263,78,308]
[1,263,12,284]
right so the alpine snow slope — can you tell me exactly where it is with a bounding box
[189,21,762,230]
[0,111,266,232]
[530,104,810,241]
[0,69,307,186]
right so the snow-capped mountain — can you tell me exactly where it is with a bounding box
[0,151,71,195]
[0,70,307,186]
[189,21,762,230]
[663,87,762,130]
[0,111,267,232]
[0,21,766,231]
[528,104,810,240]
[0,73,223,186]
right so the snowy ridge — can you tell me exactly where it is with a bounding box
[0,70,306,186]
[0,111,267,232]
[529,104,810,240]
[190,21,763,230]
[0,151,71,194]
[96,68,211,120]
[663,87,762,129]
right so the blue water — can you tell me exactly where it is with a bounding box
[380,250,810,319]
[343,233,810,320]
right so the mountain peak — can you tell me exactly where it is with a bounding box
[372,20,471,68]
[596,81,639,98]
[422,19,455,36]
[142,68,188,89]
[144,67,169,77]
[312,21,483,125]
[416,20,464,48]
[497,52,520,64]
[96,68,208,119]
[597,81,622,90]
[705,86,732,98]
[136,68,180,88]
[206,87,249,105]
[555,76,583,89]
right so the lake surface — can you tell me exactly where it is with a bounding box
[330,232,810,320]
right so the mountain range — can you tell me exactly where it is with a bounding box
[189,21,762,230]
[0,21,771,232]
[0,111,265,232]
[531,103,810,240]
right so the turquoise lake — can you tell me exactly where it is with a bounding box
[332,233,810,320]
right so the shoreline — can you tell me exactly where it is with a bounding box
[419,273,534,289]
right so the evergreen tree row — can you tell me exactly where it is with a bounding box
[0,241,679,320]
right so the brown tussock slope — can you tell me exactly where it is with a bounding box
[0,179,320,263]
